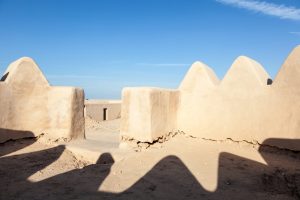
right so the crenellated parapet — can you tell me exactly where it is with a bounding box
[0,57,85,142]
[121,46,300,150]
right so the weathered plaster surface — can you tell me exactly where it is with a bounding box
[120,46,300,150]
[0,57,85,142]
[121,87,179,143]
[85,100,121,122]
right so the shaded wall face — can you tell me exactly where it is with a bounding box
[85,102,121,122]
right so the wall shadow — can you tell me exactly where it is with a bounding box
[0,138,299,200]
[0,128,36,156]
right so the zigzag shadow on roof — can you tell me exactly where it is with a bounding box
[1,136,299,199]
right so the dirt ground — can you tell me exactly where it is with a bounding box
[0,120,300,200]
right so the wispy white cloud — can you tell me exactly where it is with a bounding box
[290,31,300,36]
[47,74,99,79]
[216,0,300,21]
[136,63,188,67]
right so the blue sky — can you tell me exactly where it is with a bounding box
[0,0,299,99]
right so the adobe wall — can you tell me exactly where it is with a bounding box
[0,57,85,143]
[120,87,179,143]
[120,46,300,151]
[84,100,121,122]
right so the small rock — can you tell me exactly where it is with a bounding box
[225,180,232,185]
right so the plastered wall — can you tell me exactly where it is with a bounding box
[0,57,85,143]
[121,88,179,143]
[120,46,300,150]
[84,100,121,121]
